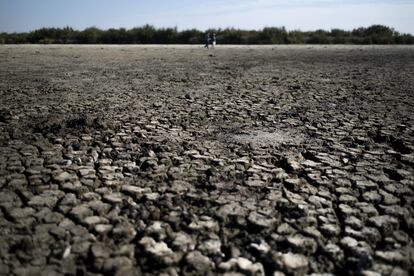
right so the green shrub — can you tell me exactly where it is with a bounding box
[1,25,412,44]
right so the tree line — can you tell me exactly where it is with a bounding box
[1,25,413,44]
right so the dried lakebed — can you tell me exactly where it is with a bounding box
[0,45,413,275]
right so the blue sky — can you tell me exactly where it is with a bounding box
[1,0,413,34]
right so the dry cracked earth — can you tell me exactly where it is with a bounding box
[0,45,413,276]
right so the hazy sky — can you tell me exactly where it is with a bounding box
[1,0,413,34]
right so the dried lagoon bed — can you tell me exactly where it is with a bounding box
[0,45,414,275]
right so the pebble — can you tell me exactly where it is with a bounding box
[91,244,111,259]
[139,237,178,265]
[368,215,399,235]
[185,251,214,272]
[103,193,123,204]
[287,235,318,254]
[70,205,93,221]
[53,171,71,183]
[198,239,222,256]
[219,257,264,275]
[274,252,309,275]
[247,211,277,229]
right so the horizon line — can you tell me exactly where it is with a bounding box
[1,24,413,35]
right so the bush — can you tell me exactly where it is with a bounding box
[1,25,412,44]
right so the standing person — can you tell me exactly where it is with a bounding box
[212,33,217,48]
[205,33,211,49]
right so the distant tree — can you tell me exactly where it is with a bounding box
[154,27,178,44]
[365,25,395,44]
[352,27,367,37]
[139,24,156,43]
[177,29,203,44]
[218,28,247,44]
[259,27,288,44]
[77,27,101,44]
[101,28,120,43]
[1,24,412,45]
[308,29,330,44]
[287,30,305,44]
[395,33,414,44]
[330,28,349,44]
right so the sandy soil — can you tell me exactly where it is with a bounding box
[0,45,414,275]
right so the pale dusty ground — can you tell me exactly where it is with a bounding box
[0,45,414,275]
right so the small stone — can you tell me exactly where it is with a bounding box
[189,216,219,232]
[368,215,399,235]
[250,240,271,255]
[94,224,114,234]
[121,185,150,198]
[339,194,358,204]
[139,237,178,265]
[362,191,382,203]
[70,205,93,221]
[172,232,195,252]
[198,239,222,255]
[247,211,277,229]
[347,241,374,269]
[275,252,309,275]
[216,202,248,221]
[339,204,359,217]
[40,210,64,224]
[91,244,111,259]
[83,216,109,227]
[54,171,72,183]
[81,192,101,201]
[320,223,341,237]
[59,218,76,229]
[245,179,266,187]
[375,251,405,264]
[103,193,123,204]
[81,135,93,141]
[379,190,400,205]
[219,257,264,275]
[185,251,214,273]
[28,195,58,208]
[72,241,91,255]
[340,236,358,249]
[284,158,302,173]
[287,235,318,254]
[60,193,77,206]
[345,216,363,230]
[91,150,99,162]
[393,230,410,245]
[146,221,166,239]
[88,200,111,215]
[302,226,323,240]
[144,193,160,201]
[112,222,137,242]
[63,246,71,259]
[284,178,302,191]
[358,203,379,217]
[360,271,381,276]
[323,243,344,262]
[277,223,296,235]
[102,257,133,275]
[116,244,135,259]
[356,180,377,190]
[8,207,36,220]
[78,168,95,177]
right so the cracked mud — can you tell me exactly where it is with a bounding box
[0,45,413,275]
